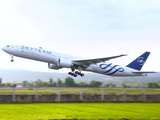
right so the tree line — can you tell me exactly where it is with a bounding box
[0,77,102,88]
[0,77,160,88]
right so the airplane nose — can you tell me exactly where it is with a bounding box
[2,47,4,51]
[2,46,6,52]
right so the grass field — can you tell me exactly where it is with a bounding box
[0,103,160,120]
[0,88,160,95]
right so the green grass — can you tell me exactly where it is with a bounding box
[0,103,160,119]
[145,89,160,94]
[0,88,159,95]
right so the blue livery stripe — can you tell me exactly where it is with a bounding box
[99,64,124,75]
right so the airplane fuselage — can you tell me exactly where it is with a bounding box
[2,45,148,77]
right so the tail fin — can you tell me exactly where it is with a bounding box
[126,51,150,71]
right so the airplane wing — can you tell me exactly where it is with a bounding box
[73,54,127,67]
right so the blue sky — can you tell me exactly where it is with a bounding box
[0,0,160,72]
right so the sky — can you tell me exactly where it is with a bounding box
[0,0,160,73]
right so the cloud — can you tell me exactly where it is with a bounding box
[0,0,42,46]
[0,0,160,72]
[22,0,160,32]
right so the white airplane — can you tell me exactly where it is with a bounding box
[2,45,155,77]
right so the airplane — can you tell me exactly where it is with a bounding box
[2,45,156,77]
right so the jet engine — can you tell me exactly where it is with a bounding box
[48,63,60,70]
[48,58,72,70]
[58,58,72,68]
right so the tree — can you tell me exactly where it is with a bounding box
[5,82,12,87]
[49,78,53,84]
[29,81,34,87]
[147,82,160,88]
[43,82,50,87]
[64,77,76,87]
[11,83,17,87]
[121,82,130,88]
[0,78,2,87]
[104,83,116,88]
[78,82,89,87]
[89,80,102,87]
[133,84,139,88]
[34,79,43,87]
[147,83,153,88]
[152,82,160,88]
[22,80,29,87]
[57,78,63,87]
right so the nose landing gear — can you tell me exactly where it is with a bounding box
[11,59,14,62]
[10,54,14,62]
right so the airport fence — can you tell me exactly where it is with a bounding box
[0,87,160,103]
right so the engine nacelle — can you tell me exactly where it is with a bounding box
[58,58,72,68]
[48,63,60,70]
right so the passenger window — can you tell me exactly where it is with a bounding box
[16,46,19,50]
[7,45,9,47]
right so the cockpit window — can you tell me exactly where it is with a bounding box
[7,45,9,47]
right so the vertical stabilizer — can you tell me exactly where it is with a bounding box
[126,52,150,71]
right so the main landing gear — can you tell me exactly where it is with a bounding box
[68,68,84,77]
[68,71,84,77]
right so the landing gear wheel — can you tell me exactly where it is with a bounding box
[11,59,14,62]
[75,71,79,74]
[68,68,84,77]
[74,74,77,77]
[71,73,74,76]
[80,73,84,77]
[68,72,72,75]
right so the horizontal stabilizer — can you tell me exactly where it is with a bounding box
[132,71,156,74]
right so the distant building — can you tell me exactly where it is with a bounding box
[16,85,24,88]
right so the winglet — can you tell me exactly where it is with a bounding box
[126,52,150,71]
[121,54,128,56]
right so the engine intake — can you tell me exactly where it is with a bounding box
[48,63,60,70]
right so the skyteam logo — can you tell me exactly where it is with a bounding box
[99,63,124,75]
[137,57,145,66]
[21,46,52,55]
